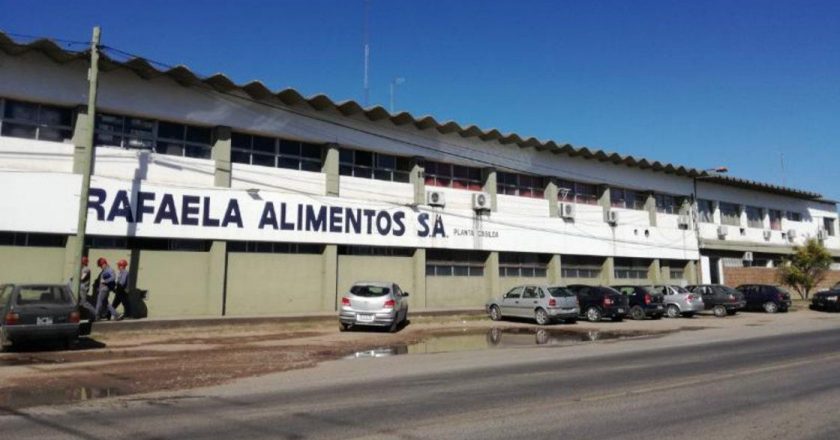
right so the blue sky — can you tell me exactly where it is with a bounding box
[2,0,839,201]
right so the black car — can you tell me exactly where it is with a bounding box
[735,284,792,313]
[612,285,665,320]
[0,284,81,350]
[686,284,747,317]
[567,285,629,322]
[811,285,840,312]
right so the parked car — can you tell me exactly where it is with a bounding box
[338,281,409,332]
[811,286,840,312]
[686,284,747,317]
[566,285,629,322]
[0,283,81,350]
[612,285,665,320]
[735,284,792,313]
[651,285,705,318]
[486,285,579,325]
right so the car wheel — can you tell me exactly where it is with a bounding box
[763,302,779,314]
[630,306,646,321]
[339,322,351,332]
[0,329,10,352]
[713,305,727,318]
[489,305,502,321]
[535,308,550,326]
[666,305,681,319]
[682,312,695,318]
[388,318,399,333]
[586,307,602,322]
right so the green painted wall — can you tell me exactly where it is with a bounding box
[135,250,214,317]
[225,252,324,315]
[337,255,416,306]
[426,276,487,309]
[0,246,66,285]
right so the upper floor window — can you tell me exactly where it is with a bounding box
[497,172,545,198]
[556,179,600,205]
[424,161,482,190]
[95,113,212,158]
[232,133,322,171]
[824,218,836,236]
[340,148,410,182]
[720,202,742,226]
[426,249,486,276]
[769,209,783,231]
[611,187,646,210]
[698,199,715,223]
[655,194,681,214]
[745,206,764,229]
[614,258,649,280]
[0,98,73,143]
[787,211,803,222]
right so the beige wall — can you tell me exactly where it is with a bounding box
[426,276,488,309]
[226,252,325,315]
[135,250,214,317]
[0,246,66,285]
[337,254,418,307]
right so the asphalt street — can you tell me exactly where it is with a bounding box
[3,325,839,440]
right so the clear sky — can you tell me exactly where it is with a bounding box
[2,0,839,202]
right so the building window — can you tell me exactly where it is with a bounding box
[561,255,602,279]
[497,172,545,198]
[228,241,323,254]
[338,246,414,257]
[424,161,483,190]
[499,253,549,277]
[824,218,836,236]
[556,180,599,205]
[0,232,67,247]
[698,199,715,223]
[84,236,211,251]
[614,258,649,280]
[95,113,212,158]
[655,194,681,214]
[669,268,685,280]
[769,209,783,231]
[426,249,486,276]
[231,133,322,171]
[611,188,646,210]
[0,98,74,143]
[787,211,803,222]
[720,202,742,226]
[340,148,411,182]
[746,206,764,229]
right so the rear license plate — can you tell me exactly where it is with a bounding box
[356,314,375,323]
[617,308,625,314]
[36,317,53,325]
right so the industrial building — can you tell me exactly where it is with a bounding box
[1,32,837,317]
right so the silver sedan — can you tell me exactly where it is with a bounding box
[486,285,580,325]
[651,285,706,318]
[339,281,409,332]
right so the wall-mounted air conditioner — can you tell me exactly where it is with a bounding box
[558,202,576,219]
[743,251,754,262]
[605,210,619,225]
[787,229,797,242]
[677,214,690,228]
[472,192,491,212]
[427,190,446,207]
[717,225,729,238]
[763,230,772,240]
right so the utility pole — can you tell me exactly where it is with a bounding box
[363,0,370,106]
[70,26,101,302]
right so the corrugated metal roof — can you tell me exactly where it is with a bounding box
[0,31,825,201]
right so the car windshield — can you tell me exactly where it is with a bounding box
[547,287,575,297]
[350,285,391,297]
[15,286,71,305]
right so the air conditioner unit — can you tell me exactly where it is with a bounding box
[717,225,729,238]
[472,192,491,212]
[677,214,690,228]
[818,229,829,240]
[605,210,619,225]
[427,190,446,207]
[763,230,772,240]
[558,202,576,219]
[743,251,754,262]
[787,229,797,242]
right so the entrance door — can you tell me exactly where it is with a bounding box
[709,257,721,284]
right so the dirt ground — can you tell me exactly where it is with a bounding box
[0,305,834,409]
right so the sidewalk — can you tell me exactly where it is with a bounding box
[91,308,485,332]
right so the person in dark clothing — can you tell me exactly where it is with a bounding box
[111,259,130,320]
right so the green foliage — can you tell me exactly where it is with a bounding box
[777,238,833,299]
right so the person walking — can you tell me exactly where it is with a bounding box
[77,256,97,317]
[111,259,131,320]
[95,257,117,320]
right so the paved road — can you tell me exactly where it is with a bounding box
[3,326,840,440]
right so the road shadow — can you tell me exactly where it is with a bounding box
[1,337,106,354]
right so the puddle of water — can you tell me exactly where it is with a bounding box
[344,328,662,359]
[0,386,123,409]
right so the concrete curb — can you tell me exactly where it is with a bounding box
[90,308,486,332]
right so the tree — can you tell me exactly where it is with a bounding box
[777,238,834,300]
